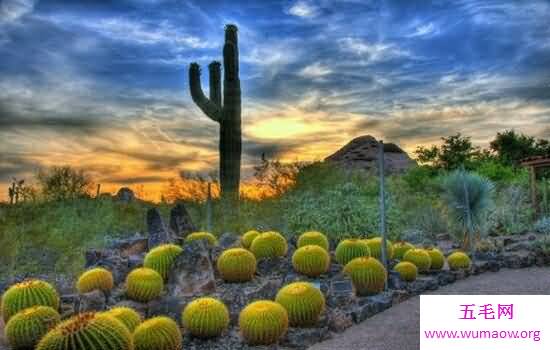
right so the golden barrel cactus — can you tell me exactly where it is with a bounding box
[364,237,394,260]
[335,239,370,265]
[182,297,230,338]
[102,307,142,332]
[393,261,418,282]
[403,249,432,272]
[143,244,183,280]
[447,251,472,270]
[343,257,387,296]
[133,316,182,350]
[275,282,325,327]
[216,248,257,282]
[297,231,329,251]
[125,268,164,303]
[249,231,288,259]
[5,306,61,350]
[186,231,218,245]
[76,267,114,294]
[1,279,60,322]
[393,241,415,260]
[426,248,445,270]
[36,312,132,350]
[241,230,260,249]
[239,300,288,345]
[292,245,330,277]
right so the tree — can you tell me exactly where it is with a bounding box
[37,166,91,201]
[489,130,539,166]
[414,133,480,170]
[189,24,242,207]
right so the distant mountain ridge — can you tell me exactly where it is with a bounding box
[324,135,417,173]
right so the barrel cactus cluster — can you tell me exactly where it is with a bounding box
[241,230,260,248]
[4,306,61,349]
[143,244,183,280]
[403,248,432,272]
[217,248,257,282]
[182,297,230,338]
[393,241,415,260]
[343,257,387,296]
[1,279,60,322]
[426,248,446,270]
[133,316,182,350]
[394,261,418,282]
[364,237,394,260]
[275,282,325,327]
[125,267,164,302]
[249,231,288,259]
[297,231,330,251]
[238,300,289,345]
[292,245,330,277]
[186,231,218,245]
[447,251,472,270]
[102,306,142,332]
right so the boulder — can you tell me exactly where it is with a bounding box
[169,203,197,238]
[147,208,172,248]
[115,187,135,203]
[168,240,216,297]
[324,135,416,173]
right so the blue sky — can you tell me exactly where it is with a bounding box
[1,0,549,198]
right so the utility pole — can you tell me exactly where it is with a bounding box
[378,140,388,290]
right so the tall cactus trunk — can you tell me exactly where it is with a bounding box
[189,24,242,217]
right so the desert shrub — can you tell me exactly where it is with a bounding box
[37,166,92,201]
[442,170,494,240]
[487,184,533,235]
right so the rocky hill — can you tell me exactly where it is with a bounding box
[325,135,416,173]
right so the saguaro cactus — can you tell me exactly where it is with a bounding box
[189,24,242,205]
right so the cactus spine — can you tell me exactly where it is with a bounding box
[102,307,142,332]
[297,231,330,251]
[189,24,242,205]
[182,297,230,338]
[133,316,182,350]
[216,248,257,282]
[426,248,445,270]
[447,251,472,270]
[275,282,325,327]
[125,268,164,303]
[239,300,288,345]
[1,279,60,322]
[292,245,330,277]
[143,244,183,280]
[76,267,114,294]
[343,257,387,296]
[4,306,61,350]
[335,239,370,265]
[36,313,132,350]
[394,261,418,282]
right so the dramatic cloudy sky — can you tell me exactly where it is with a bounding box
[1,0,549,199]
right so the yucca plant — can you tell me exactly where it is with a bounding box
[442,169,494,252]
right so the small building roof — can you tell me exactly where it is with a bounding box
[520,155,550,168]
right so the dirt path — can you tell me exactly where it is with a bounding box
[309,267,550,350]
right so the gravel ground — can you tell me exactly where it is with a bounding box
[309,267,550,350]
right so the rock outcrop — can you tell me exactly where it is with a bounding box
[325,135,416,173]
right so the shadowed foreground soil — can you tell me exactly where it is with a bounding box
[309,267,550,350]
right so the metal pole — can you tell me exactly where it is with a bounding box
[460,165,474,255]
[378,140,388,290]
[206,182,213,232]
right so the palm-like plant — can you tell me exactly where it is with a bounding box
[442,169,494,251]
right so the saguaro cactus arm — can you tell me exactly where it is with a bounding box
[189,63,221,122]
[208,61,222,107]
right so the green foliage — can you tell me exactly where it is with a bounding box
[1,279,60,322]
[474,160,520,183]
[403,249,432,272]
[186,231,218,245]
[343,257,387,296]
[36,313,133,350]
[364,237,394,260]
[415,133,480,170]
[292,245,330,277]
[442,170,494,235]
[5,306,61,350]
[490,130,550,166]
[216,248,257,282]
[182,297,230,338]
[143,244,183,280]
[241,230,260,249]
[297,231,330,251]
[0,197,151,280]
[447,252,472,270]
[102,307,142,332]
[275,282,325,327]
[393,261,418,282]
[335,239,370,265]
[125,268,164,303]
[37,166,92,201]
[133,316,182,350]
[238,300,289,345]
[393,241,415,260]
[249,231,288,259]
[426,248,445,270]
